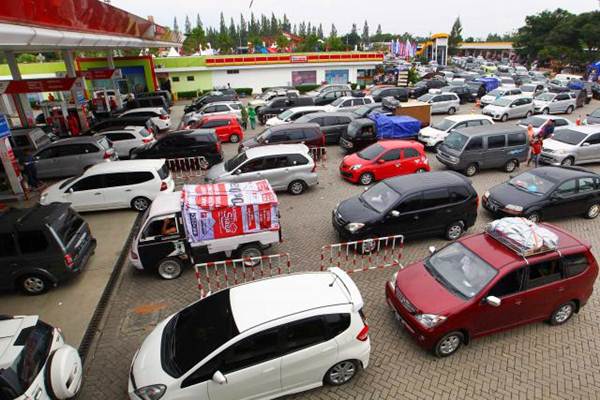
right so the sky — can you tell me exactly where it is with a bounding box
[111,0,597,38]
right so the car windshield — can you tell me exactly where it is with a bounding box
[0,321,54,400]
[492,98,512,107]
[551,129,587,145]
[164,290,239,377]
[536,93,555,102]
[224,152,248,172]
[509,171,555,195]
[360,182,401,213]
[520,117,547,128]
[358,144,385,160]
[418,94,434,102]
[59,176,78,190]
[432,118,456,131]
[424,242,497,299]
[444,132,468,151]
[277,109,294,120]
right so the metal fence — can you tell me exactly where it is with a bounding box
[309,146,328,169]
[166,156,208,185]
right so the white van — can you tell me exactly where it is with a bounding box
[418,115,494,150]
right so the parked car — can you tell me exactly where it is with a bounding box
[571,90,587,109]
[257,96,315,124]
[8,127,51,157]
[32,136,117,179]
[126,95,169,112]
[372,86,410,102]
[184,93,238,114]
[206,144,318,195]
[238,123,324,153]
[94,126,155,159]
[540,126,600,166]
[313,89,354,106]
[128,268,369,400]
[130,129,223,166]
[85,116,159,136]
[418,115,494,151]
[119,107,171,131]
[520,83,546,98]
[533,92,576,115]
[437,125,529,176]
[499,77,517,88]
[440,85,476,104]
[40,159,174,212]
[339,118,378,153]
[584,108,600,125]
[482,95,534,122]
[333,171,477,243]
[183,101,243,126]
[386,219,598,357]
[517,115,573,137]
[0,203,96,294]
[249,89,299,112]
[137,90,174,107]
[295,112,354,144]
[0,315,83,398]
[347,102,390,119]
[465,80,487,98]
[323,96,374,112]
[265,106,326,127]
[480,88,522,108]
[339,140,429,185]
[185,114,244,143]
[409,80,446,98]
[417,92,461,115]
[305,83,352,97]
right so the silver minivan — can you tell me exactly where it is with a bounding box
[418,92,461,114]
[205,144,318,195]
[533,92,577,115]
[540,126,600,166]
[482,95,534,122]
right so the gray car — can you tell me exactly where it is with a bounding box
[540,126,600,166]
[482,95,534,122]
[205,144,318,195]
[533,92,577,115]
[33,136,117,179]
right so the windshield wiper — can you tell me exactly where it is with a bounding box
[424,261,467,299]
[358,196,378,212]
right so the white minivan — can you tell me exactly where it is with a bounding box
[418,115,494,150]
[128,268,370,400]
[120,107,171,131]
[94,126,155,159]
[40,159,174,212]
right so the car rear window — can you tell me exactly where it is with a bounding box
[51,208,84,247]
[157,162,169,180]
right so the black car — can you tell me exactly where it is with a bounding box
[257,96,314,124]
[441,85,476,104]
[482,166,600,222]
[184,94,238,114]
[313,90,353,106]
[409,80,447,98]
[339,118,377,153]
[137,90,174,107]
[0,204,96,295]
[126,96,169,112]
[332,171,478,242]
[371,87,409,103]
[238,123,324,153]
[585,108,600,125]
[465,81,487,98]
[85,116,159,136]
[130,129,223,166]
[294,112,353,144]
[591,83,600,100]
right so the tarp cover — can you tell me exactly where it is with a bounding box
[181,180,280,243]
[476,77,500,93]
[485,217,558,256]
[369,114,420,139]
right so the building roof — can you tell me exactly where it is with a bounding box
[458,42,514,50]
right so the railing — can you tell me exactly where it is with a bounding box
[309,146,327,169]
[166,156,208,185]
[320,234,404,273]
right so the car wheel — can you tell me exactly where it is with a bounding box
[359,172,374,185]
[504,159,518,173]
[131,197,151,212]
[542,108,550,115]
[415,168,427,173]
[448,107,456,115]
[464,163,478,177]
[526,212,541,223]
[500,114,509,122]
[434,331,464,357]
[525,111,532,118]
[585,203,600,219]
[288,180,306,195]
[229,134,240,143]
[445,221,464,241]
[20,274,50,295]
[324,360,359,386]
[157,257,183,280]
[239,244,263,267]
[561,157,575,166]
[549,301,576,326]
[566,106,574,115]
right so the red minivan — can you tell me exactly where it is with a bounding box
[339,140,430,185]
[186,114,244,143]
[385,221,598,357]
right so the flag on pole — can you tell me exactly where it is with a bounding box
[249,0,254,8]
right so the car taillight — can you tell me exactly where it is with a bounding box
[356,324,369,341]
[159,114,169,120]
[160,181,168,191]
[142,137,153,143]
[64,253,74,268]
[103,151,111,159]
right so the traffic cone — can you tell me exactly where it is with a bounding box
[576,115,582,126]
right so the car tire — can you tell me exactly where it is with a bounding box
[445,221,464,241]
[239,244,263,267]
[19,274,50,295]
[542,108,550,115]
[157,257,183,280]
[131,197,151,212]
[525,111,532,118]
[229,134,240,143]
[324,360,359,386]
[500,114,509,122]
[561,157,575,166]
[448,107,456,115]
[549,301,576,326]
[288,180,306,195]
[566,106,574,115]
[504,159,518,173]
[526,212,541,223]
[464,163,478,177]
[359,172,375,185]
[434,331,464,357]
[585,203,600,219]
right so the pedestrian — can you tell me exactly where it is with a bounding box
[248,106,257,130]
[530,136,542,168]
[20,150,40,189]
[241,105,248,130]
[540,119,555,140]
[527,123,535,142]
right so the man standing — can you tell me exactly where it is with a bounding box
[248,106,257,130]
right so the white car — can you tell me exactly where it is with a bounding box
[533,92,577,115]
[120,107,171,131]
[322,96,374,113]
[520,83,546,98]
[480,88,522,108]
[499,77,517,88]
[517,115,574,136]
[249,89,300,111]
[94,126,155,159]
[482,95,534,122]
[128,267,370,400]
[418,115,494,150]
[184,101,243,126]
[40,159,174,212]
[265,106,325,127]
[0,315,82,400]
[417,92,461,114]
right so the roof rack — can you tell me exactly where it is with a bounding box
[485,217,559,257]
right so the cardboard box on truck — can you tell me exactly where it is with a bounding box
[393,100,431,128]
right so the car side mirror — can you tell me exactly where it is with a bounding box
[212,371,227,385]
[68,188,74,194]
[582,142,590,147]
[485,296,501,307]
[389,210,400,218]
[428,246,437,255]
[234,169,242,175]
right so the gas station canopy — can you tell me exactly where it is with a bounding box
[0,0,181,50]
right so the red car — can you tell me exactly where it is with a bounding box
[339,140,430,185]
[187,114,244,143]
[385,221,598,357]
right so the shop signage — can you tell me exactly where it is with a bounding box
[77,69,119,80]
[1,78,77,94]
[290,55,308,63]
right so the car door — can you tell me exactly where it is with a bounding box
[374,148,402,180]
[402,147,424,174]
[484,134,507,168]
[553,93,570,113]
[257,156,289,190]
[417,188,453,234]
[65,174,106,211]
[231,158,266,184]
[33,146,59,179]
[430,96,442,113]
[280,316,338,392]
[384,192,423,237]
[101,173,131,208]
[0,233,20,290]
[322,116,341,144]
[578,133,600,162]
[521,257,564,321]
[544,178,580,219]
[137,215,186,271]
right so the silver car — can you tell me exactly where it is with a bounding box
[482,95,534,122]
[533,92,577,115]
[32,136,117,179]
[417,92,461,114]
[205,144,318,195]
[540,126,600,166]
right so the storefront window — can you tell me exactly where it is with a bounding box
[325,70,349,84]
[357,69,376,87]
[291,71,316,86]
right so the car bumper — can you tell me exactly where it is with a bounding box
[418,135,441,148]
[435,152,460,168]
[539,152,566,165]
[339,167,361,183]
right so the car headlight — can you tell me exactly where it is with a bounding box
[134,385,166,400]
[345,222,365,233]
[40,193,48,203]
[415,314,447,329]
[554,149,568,155]
[504,204,524,213]
[483,191,490,198]
[350,164,363,171]
[448,155,458,163]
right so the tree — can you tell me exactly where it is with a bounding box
[183,26,206,54]
[292,24,297,35]
[219,12,227,35]
[249,13,258,36]
[239,14,248,46]
[297,34,321,52]
[196,14,202,29]
[317,23,324,39]
[185,15,192,35]
[448,17,463,55]
[376,24,382,37]
[173,17,179,34]
[362,20,370,46]
[260,14,269,36]
[276,34,289,51]
[307,22,312,38]
[298,22,306,37]
[345,23,360,48]
[229,17,238,47]
[270,13,279,35]
[282,14,291,32]
[330,24,337,38]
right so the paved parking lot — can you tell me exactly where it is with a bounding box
[79,100,600,400]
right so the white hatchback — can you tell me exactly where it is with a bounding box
[120,107,171,131]
[128,268,370,400]
[94,126,155,159]
[40,159,174,212]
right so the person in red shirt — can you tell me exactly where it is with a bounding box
[530,137,543,168]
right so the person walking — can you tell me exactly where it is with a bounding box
[20,150,40,189]
[526,124,536,166]
[241,105,248,130]
[530,136,542,168]
[248,106,257,130]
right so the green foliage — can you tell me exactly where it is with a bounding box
[16,53,37,63]
[183,26,206,54]
[295,84,321,93]
[448,17,463,56]
[177,90,201,99]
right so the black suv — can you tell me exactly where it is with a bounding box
[441,85,476,104]
[333,171,478,242]
[137,90,174,107]
[371,87,409,103]
[126,96,169,111]
[313,89,353,106]
[184,94,238,114]
[130,129,223,166]
[483,166,600,222]
[0,204,96,295]
[238,123,324,153]
[257,96,315,124]
[85,116,159,136]
[410,79,447,98]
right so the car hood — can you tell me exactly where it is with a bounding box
[336,196,381,225]
[40,180,69,204]
[131,317,176,390]
[266,117,287,127]
[419,126,446,137]
[482,104,506,113]
[395,262,465,314]
[488,182,543,208]
[480,95,496,103]
[533,99,550,107]
[542,138,574,152]
[205,162,228,181]
[341,153,371,168]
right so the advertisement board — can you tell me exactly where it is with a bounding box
[291,70,317,86]
[325,69,349,84]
